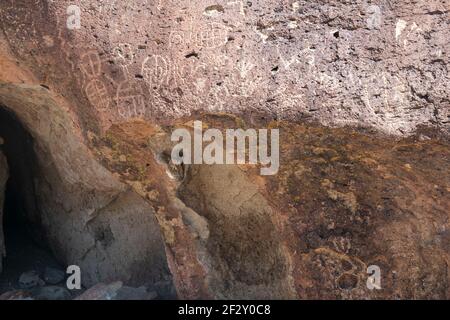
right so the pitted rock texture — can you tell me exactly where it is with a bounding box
[0,0,449,300]
[94,115,449,299]
[178,165,296,299]
[0,0,448,136]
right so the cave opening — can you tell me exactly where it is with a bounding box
[0,106,65,296]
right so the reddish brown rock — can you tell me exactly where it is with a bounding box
[94,117,450,299]
[0,1,449,300]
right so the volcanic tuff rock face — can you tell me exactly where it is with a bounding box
[0,0,449,299]
[0,84,174,296]
[0,0,448,135]
[95,117,449,299]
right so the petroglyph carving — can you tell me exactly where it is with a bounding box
[366,5,382,30]
[67,5,81,30]
[254,26,269,44]
[194,22,228,49]
[80,51,103,79]
[395,19,408,40]
[395,19,423,46]
[169,22,228,49]
[111,43,136,82]
[79,51,111,111]
[227,1,245,16]
[403,22,423,46]
[141,55,169,89]
[277,46,315,70]
[117,81,146,119]
[236,60,256,79]
[113,43,135,69]
[85,79,110,111]
[169,30,185,47]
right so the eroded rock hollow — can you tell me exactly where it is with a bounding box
[0,0,449,300]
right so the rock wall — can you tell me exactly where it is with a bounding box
[0,0,448,136]
[0,0,448,300]
[97,117,449,299]
[179,165,297,299]
[0,80,174,296]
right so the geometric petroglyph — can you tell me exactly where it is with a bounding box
[141,55,169,89]
[85,79,110,111]
[116,81,146,118]
[170,22,228,49]
[196,22,228,49]
[169,30,185,47]
[366,5,382,30]
[81,51,103,79]
[66,5,81,30]
[80,50,111,111]
[227,1,246,16]
[113,43,135,69]
[395,19,423,47]
[112,43,136,81]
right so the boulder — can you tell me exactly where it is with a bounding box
[35,286,71,300]
[74,282,123,300]
[44,267,66,285]
[19,270,44,289]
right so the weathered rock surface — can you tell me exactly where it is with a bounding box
[0,50,175,296]
[0,1,448,300]
[0,0,448,135]
[94,116,449,299]
[179,165,296,299]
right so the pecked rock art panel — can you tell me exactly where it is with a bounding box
[0,0,448,135]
